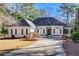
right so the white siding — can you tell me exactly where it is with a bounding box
[8,25,64,37]
[37,26,63,36]
[37,26,47,35]
[8,26,30,37]
[51,26,63,35]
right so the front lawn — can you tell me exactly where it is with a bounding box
[0,39,36,50]
[0,38,36,55]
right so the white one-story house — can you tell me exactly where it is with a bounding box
[8,17,70,38]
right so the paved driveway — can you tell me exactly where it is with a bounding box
[63,39,79,56]
[5,38,65,56]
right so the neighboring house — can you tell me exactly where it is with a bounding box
[8,17,70,38]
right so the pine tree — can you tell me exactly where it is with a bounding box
[58,3,75,25]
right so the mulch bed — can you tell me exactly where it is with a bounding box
[0,37,22,40]
[63,39,79,56]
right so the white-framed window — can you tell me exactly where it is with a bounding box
[11,29,13,35]
[43,29,45,34]
[21,29,23,35]
[15,29,17,35]
[26,29,28,35]
[53,29,55,34]
[60,29,62,34]
[37,29,39,33]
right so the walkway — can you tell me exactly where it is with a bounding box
[5,38,65,56]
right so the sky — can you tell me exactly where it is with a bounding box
[8,3,61,20]
[34,3,61,18]
[8,3,61,18]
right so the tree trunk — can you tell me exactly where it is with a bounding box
[66,10,69,25]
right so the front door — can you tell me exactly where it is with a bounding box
[47,28,52,35]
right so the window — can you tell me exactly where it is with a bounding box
[21,29,23,35]
[26,29,28,35]
[15,29,17,35]
[11,29,13,35]
[43,29,45,34]
[53,29,55,34]
[60,29,61,34]
[63,29,68,34]
[37,29,39,33]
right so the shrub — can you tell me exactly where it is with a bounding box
[0,22,8,38]
[71,32,79,41]
[70,29,73,34]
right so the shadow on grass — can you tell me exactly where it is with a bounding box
[0,48,19,56]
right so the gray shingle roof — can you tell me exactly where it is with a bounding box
[9,17,67,27]
[9,19,30,26]
[33,17,67,26]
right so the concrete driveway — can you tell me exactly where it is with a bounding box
[5,38,65,56]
